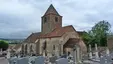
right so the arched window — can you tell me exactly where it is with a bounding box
[30,45,33,52]
[43,41,47,50]
[55,17,58,22]
[21,44,24,54]
[53,45,55,50]
[44,17,47,23]
[25,44,27,54]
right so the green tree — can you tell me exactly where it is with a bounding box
[81,20,111,47]
[0,40,9,51]
[80,32,91,47]
[89,20,111,47]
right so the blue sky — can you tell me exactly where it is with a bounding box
[0,0,113,39]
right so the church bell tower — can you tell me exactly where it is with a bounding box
[41,4,62,34]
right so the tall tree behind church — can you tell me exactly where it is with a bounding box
[89,20,111,47]
[81,20,111,47]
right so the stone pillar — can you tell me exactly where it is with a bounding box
[89,44,92,59]
[95,44,99,59]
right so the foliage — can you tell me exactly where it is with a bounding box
[81,20,111,47]
[0,40,9,51]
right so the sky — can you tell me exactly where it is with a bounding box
[0,0,113,39]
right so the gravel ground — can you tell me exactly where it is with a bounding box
[0,57,8,64]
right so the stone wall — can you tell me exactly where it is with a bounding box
[107,36,113,52]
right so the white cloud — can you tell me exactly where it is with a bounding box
[0,0,113,38]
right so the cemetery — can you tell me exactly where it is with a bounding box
[0,43,113,64]
[0,2,113,64]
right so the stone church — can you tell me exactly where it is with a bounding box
[21,4,87,57]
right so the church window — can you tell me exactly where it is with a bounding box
[44,17,47,23]
[25,44,27,54]
[43,41,47,50]
[55,17,58,22]
[53,45,55,50]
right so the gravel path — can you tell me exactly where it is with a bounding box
[0,57,8,64]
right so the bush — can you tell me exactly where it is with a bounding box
[0,40,9,51]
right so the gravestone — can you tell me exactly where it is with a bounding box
[29,56,37,63]
[100,55,113,64]
[16,57,29,64]
[56,58,68,64]
[34,56,45,64]
[49,56,58,63]
[89,44,92,59]
[100,56,106,64]
[8,57,18,64]
[95,44,99,59]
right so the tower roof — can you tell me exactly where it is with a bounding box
[44,4,60,16]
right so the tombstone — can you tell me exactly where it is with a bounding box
[100,55,113,64]
[16,57,29,64]
[100,56,106,64]
[8,57,18,64]
[106,55,113,63]
[95,44,99,59]
[89,44,93,59]
[29,56,37,63]
[106,48,110,56]
[56,58,68,64]
[49,56,58,63]
[34,56,45,64]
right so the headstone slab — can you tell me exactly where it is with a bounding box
[34,56,45,64]
[100,55,106,64]
[16,57,29,64]
[56,58,68,64]
[29,56,37,63]
[100,55,113,64]
[8,57,18,64]
[49,56,58,63]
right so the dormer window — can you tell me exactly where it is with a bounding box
[55,17,58,22]
[44,17,47,23]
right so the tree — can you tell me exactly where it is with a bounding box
[81,20,111,47]
[0,40,9,51]
[80,32,91,47]
[89,20,111,47]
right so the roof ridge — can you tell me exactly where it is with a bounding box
[44,4,60,16]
